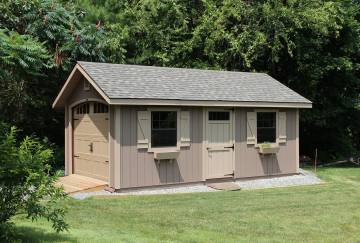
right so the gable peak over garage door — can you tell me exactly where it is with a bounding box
[52,64,110,109]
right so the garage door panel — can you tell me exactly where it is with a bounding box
[74,134,108,143]
[75,152,108,162]
[73,158,108,181]
[74,120,108,138]
[73,102,109,182]
[74,138,108,155]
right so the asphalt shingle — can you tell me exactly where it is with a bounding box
[78,61,311,104]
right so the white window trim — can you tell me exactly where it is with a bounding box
[147,107,181,153]
[254,109,279,147]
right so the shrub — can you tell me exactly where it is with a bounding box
[0,124,68,241]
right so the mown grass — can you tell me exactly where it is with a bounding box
[13,167,360,242]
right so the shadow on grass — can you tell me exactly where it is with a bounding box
[13,226,77,243]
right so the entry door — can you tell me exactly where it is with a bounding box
[205,109,234,179]
[73,102,109,182]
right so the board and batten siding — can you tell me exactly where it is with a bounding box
[119,106,203,188]
[234,108,298,178]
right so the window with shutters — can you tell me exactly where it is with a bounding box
[151,111,177,147]
[257,112,276,144]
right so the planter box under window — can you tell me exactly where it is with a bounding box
[258,145,280,155]
[154,151,180,160]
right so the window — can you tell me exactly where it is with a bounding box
[93,102,108,113]
[257,112,276,143]
[209,111,230,121]
[75,103,89,114]
[151,111,177,147]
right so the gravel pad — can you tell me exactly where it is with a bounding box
[71,169,322,200]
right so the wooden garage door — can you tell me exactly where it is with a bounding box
[73,102,109,182]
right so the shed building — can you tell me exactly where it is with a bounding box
[53,62,312,190]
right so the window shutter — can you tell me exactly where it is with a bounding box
[180,111,190,147]
[247,112,256,145]
[137,110,150,149]
[278,112,287,143]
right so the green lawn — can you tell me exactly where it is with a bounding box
[13,167,360,242]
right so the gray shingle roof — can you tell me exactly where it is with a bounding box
[78,61,311,104]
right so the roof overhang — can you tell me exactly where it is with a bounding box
[53,63,312,109]
[52,64,110,109]
[107,98,312,108]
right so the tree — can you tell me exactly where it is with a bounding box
[0,0,107,149]
[77,0,360,160]
[0,123,67,241]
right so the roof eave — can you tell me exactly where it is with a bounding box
[108,98,312,108]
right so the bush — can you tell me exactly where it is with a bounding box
[0,124,68,241]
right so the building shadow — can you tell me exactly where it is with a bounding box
[157,159,184,184]
[260,154,281,175]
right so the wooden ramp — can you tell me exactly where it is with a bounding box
[56,174,108,194]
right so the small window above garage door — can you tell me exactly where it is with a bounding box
[93,102,109,113]
[74,102,108,115]
[75,103,90,114]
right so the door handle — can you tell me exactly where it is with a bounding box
[88,142,93,152]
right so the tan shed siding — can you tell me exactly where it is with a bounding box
[120,106,203,188]
[113,107,122,189]
[235,108,297,178]
[67,77,104,105]
[108,106,115,187]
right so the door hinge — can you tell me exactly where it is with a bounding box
[73,155,80,158]
[224,144,234,149]
[73,118,79,121]
[224,171,235,176]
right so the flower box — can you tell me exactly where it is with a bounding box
[258,144,280,155]
[153,151,180,160]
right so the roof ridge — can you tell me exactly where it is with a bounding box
[77,61,268,75]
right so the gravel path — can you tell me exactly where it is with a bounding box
[71,169,322,200]
[235,169,322,190]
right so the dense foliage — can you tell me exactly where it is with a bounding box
[0,123,67,240]
[0,0,106,148]
[77,0,360,160]
[0,0,359,165]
